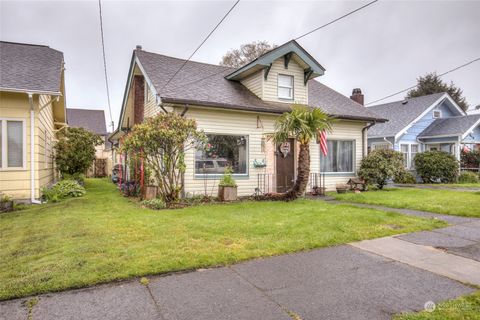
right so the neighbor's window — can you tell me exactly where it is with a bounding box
[320,140,354,173]
[144,81,150,103]
[410,144,419,168]
[433,110,442,118]
[278,74,294,100]
[372,143,391,151]
[0,120,24,169]
[400,144,409,168]
[195,134,248,175]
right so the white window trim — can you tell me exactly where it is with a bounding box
[320,139,356,175]
[144,80,150,103]
[277,74,294,100]
[194,133,249,178]
[0,118,27,171]
[433,110,442,118]
[399,143,420,170]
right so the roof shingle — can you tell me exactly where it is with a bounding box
[67,108,107,136]
[135,50,385,122]
[366,93,446,137]
[0,41,64,94]
[419,114,480,138]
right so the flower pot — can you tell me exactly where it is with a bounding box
[0,201,14,212]
[336,188,347,194]
[218,186,237,201]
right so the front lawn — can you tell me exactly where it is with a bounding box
[332,188,480,218]
[0,179,445,300]
[394,291,480,320]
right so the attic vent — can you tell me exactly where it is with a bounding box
[401,99,408,105]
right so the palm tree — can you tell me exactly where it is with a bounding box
[271,104,333,200]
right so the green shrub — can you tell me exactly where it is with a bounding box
[41,180,86,203]
[359,149,406,189]
[394,171,417,184]
[461,149,480,169]
[414,151,458,183]
[62,173,86,185]
[141,198,166,210]
[458,171,479,184]
[219,166,237,187]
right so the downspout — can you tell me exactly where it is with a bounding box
[28,93,42,204]
[361,121,376,157]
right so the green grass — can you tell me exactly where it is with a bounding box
[0,179,446,300]
[424,183,480,188]
[332,188,480,218]
[394,291,480,320]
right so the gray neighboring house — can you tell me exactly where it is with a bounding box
[367,92,480,169]
[67,108,112,176]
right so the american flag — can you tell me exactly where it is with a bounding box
[319,130,328,156]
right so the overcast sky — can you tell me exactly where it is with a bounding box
[1,0,479,131]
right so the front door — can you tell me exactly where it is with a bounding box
[275,138,295,193]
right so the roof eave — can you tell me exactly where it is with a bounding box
[0,86,62,96]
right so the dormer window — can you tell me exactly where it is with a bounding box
[433,110,441,118]
[278,74,294,100]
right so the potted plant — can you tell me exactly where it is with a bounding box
[0,193,14,212]
[218,166,237,201]
[335,183,348,194]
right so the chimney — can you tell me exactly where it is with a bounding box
[136,45,142,50]
[350,88,364,106]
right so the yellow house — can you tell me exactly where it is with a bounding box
[0,41,67,202]
[110,40,386,196]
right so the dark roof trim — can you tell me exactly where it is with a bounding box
[161,97,387,122]
[225,40,326,81]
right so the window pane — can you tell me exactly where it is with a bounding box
[195,135,247,174]
[278,87,292,99]
[320,140,353,173]
[278,75,293,87]
[7,121,23,167]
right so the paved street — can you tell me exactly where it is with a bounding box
[1,207,479,320]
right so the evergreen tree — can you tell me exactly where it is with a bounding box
[407,73,469,111]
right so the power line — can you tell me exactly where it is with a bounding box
[365,57,480,106]
[160,0,240,91]
[98,0,114,131]
[165,0,377,92]
[294,0,379,40]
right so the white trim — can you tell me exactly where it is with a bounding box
[0,87,62,96]
[461,117,480,140]
[419,134,461,139]
[0,118,27,170]
[394,93,466,140]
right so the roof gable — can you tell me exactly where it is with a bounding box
[225,40,325,81]
[0,41,64,94]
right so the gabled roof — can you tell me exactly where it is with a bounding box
[366,93,449,137]
[419,114,480,138]
[225,40,325,81]
[133,49,385,122]
[0,41,64,94]
[67,108,107,135]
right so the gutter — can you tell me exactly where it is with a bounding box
[27,93,42,204]
[361,121,376,157]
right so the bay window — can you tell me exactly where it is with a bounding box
[195,134,248,175]
[1,119,25,169]
[278,74,294,100]
[320,140,354,173]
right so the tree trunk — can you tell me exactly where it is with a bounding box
[284,142,310,200]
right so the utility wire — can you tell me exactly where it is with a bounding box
[295,0,379,40]
[160,0,240,91]
[365,57,480,106]
[98,0,114,131]
[167,0,376,91]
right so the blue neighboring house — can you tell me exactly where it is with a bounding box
[366,92,480,169]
